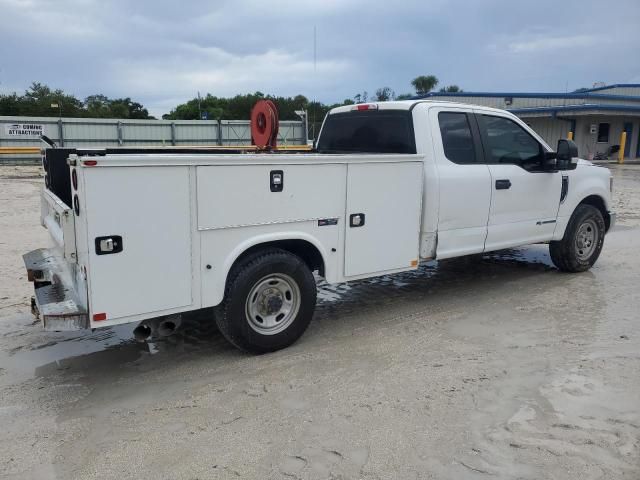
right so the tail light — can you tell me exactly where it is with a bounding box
[353,104,379,111]
[74,195,80,216]
[71,169,78,190]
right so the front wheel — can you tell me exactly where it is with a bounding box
[214,248,317,354]
[549,204,605,272]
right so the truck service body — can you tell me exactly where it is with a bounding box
[25,100,615,353]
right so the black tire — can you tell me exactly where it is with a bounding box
[214,248,317,354]
[549,204,605,272]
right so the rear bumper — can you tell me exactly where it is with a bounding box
[23,248,88,331]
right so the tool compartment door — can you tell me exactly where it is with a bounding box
[84,166,192,320]
[344,161,423,277]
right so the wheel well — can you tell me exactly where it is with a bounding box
[233,240,325,278]
[579,195,610,231]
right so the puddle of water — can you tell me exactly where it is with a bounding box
[483,245,554,267]
[1,245,556,384]
[0,317,135,383]
[317,245,553,307]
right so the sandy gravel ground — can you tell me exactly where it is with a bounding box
[0,164,638,480]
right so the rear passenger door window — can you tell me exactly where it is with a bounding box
[438,112,478,164]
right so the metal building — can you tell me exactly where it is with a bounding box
[424,84,640,160]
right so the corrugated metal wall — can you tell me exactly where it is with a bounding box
[427,94,640,110]
[525,116,639,160]
[0,116,305,163]
[523,117,571,146]
[518,116,639,159]
[588,86,640,97]
[573,117,640,159]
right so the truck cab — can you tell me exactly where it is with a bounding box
[320,101,613,261]
[25,100,614,353]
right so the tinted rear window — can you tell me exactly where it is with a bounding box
[438,112,477,164]
[316,110,416,154]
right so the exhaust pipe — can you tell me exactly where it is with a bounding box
[133,315,182,342]
[157,315,182,337]
[133,323,152,342]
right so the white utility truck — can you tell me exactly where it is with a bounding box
[25,100,615,353]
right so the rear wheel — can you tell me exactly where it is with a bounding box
[549,204,605,272]
[214,248,317,353]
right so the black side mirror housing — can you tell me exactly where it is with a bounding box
[556,139,579,170]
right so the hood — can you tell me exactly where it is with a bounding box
[577,158,595,166]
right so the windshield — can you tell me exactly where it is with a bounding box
[316,110,416,154]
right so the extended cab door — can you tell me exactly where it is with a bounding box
[475,112,562,251]
[344,161,423,277]
[429,107,492,259]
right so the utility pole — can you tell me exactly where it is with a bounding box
[51,100,63,146]
[197,91,202,120]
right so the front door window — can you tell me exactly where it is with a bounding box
[480,115,544,170]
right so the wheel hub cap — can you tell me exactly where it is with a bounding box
[245,274,300,335]
[575,219,599,260]
[260,291,283,316]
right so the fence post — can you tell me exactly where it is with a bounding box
[217,120,223,146]
[58,119,65,147]
[170,122,176,146]
[117,121,123,146]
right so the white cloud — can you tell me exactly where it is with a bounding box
[507,34,605,53]
[1,0,639,117]
[108,44,353,117]
[487,32,611,55]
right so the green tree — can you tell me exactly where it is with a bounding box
[0,82,152,118]
[0,92,21,115]
[109,98,150,119]
[84,94,111,117]
[353,91,368,104]
[439,85,462,93]
[22,82,84,117]
[163,92,317,121]
[411,75,439,95]
[374,87,394,101]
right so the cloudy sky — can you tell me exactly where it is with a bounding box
[1,0,639,117]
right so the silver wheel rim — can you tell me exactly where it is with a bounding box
[245,273,300,335]
[575,218,599,260]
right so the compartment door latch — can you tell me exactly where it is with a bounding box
[95,235,123,255]
[270,170,284,192]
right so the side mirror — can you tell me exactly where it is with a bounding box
[556,139,578,170]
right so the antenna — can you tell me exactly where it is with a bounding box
[312,25,317,140]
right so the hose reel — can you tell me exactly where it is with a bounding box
[250,99,279,149]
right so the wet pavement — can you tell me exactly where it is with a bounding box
[0,164,639,479]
